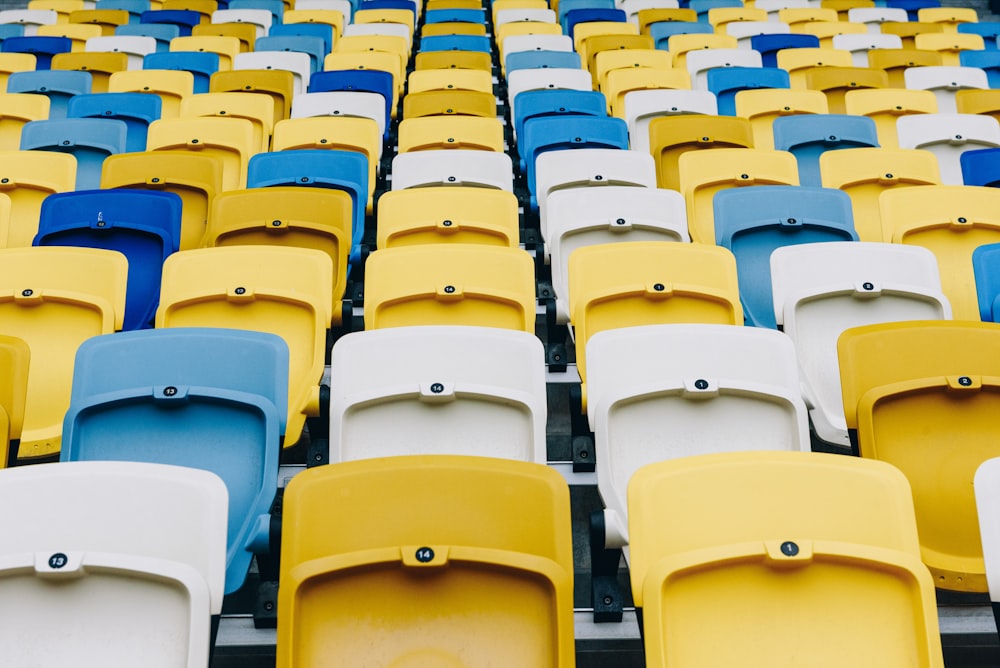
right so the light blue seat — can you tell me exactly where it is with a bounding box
[139,9,201,36]
[419,34,491,54]
[1,36,72,70]
[115,22,178,52]
[228,0,284,24]
[772,114,880,187]
[34,189,182,330]
[97,0,151,23]
[513,88,606,142]
[247,148,368,268]
[959,22,1000,50]
[5,70,92,119]
[19,118,127,189]
[268,22,335,55]
[707,67,790,116]
[973,242,1000,321]
[564,8,626,39]
[690,0,743,22]
[750,33,819,68]
[0,24,25,45]
[67,91,161,152]
[714,185,858,328]
[520,115,629,210]
[254,35,326,74]
[650,22,713,51]
[960,51,1000,88]
[506,50,582,74]
[61,327,289,595]
[960,147,1000,188]
[143,51,218,93]
[425,8,486,24]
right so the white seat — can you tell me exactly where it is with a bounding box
[685,48,762,90]
[501,33,574,58]
[770,242,951,448]
[727,21,790,48]
[586,324,811,549]
[211,9,272,38]
[846,7,908,33]
[619,0,681,26]
[832,33,904,68]
[328,326,547,463]
[342,22,412,49]
[390,149,514,191]
[975,457,1000,626]
[0,9,56,36]
[234,50,311,94]
[85,35,157,70]
[534,148,657,239]
[903,65,990,114]
[624,89,718,156]
[293,0,352,22]
[290,91,386,143]
[897,113,1000,184]
[494,8,556,26]
[506,67,592,122]
[547,186,689,323]
[0,460,227,667]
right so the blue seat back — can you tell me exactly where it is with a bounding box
[268,22,335,55]
[115,22,179,51]
[690,0,743,21]
[5,70,92,119]
[650,22,713,51]
[61,327,289,595]
[564,8,626,38]
[714,186,858,328]
[1,36,72,69]
[513,88,606,142]
[750,33,819,67]
[97,0,151,23]
[308,69,393,128]
[34,189,182,330]
[959,21,1000,49]
[0,24,25,44]
[973,242,1000,321]
[772,114,880,187]
[254,35,326,73]
[228,0,284,23]
[506,49,582,74]
[143,51,219,93]
[20,117,127,189]
[139,9,202,35]
[960,147,1000,187]
[960,50,1000,88]
[67,92,162,152]
[707,67,790,115]
[425,8,486,24]
[419,34,491,53]
[885,0,940,21]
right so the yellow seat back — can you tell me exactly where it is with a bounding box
[68,9,129,35]
[586,34,655,86]
[734,88,829,150]
[0,54,38,93]
[914,32,985,66]
[401,89,497,119]
[397,115,503,153]
[407,68,493,94]
[0,93,49,151]
[917,6,979,33]
[647,114,753,191]
[209,69,295,124]
[0,334,30,467]
[867,48,943,87]
[146,116,256,190]
[180,91,274,152]
[595,48,672,98]
[955,89,1000,126]
[0,150,77,249]
[37,23,102,51]
[376,187,519,248]
[576,22,640,63]
[776,47,853,87]
[604,67,692,119]
[50,51,129,92]
[192,21,256,52]
[637,8,696,35]
[843,88,938,147]
[108,69,195,118]
[708,6,767,33]
[414,49,493,72]
[802,65,888,114]
[668,32,737,69]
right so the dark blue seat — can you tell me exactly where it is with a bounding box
[556,0,614,24]
[958,21,1000,49]
[960,50,1000,88]
[419,34,491,53]
[424,8,486,23]
[960,147,1000,187]
[707,66,790,116]
[5,70,92,119]
[19,117,127,189]
[308,69,394,128]
[228,0,285,23]
[885,0,940,21]
[115,22,179,52]
[513,88,607,142]
[34,189,182,330]
[690,0,742,21]
[143,50,219,93]
[714,185,858,328]
[750,33,819,68]
[772,114,880,187]
[139,9,201,36]
[254,35,326,73]
[360,0,416,19]
[506,49,582,74]
[973,242,1000,321]
[649,21,713,51]
[1,36,72,69]
[61,327,289,595]
[66,92,161,152]
[564,8,626,39]
[247,149,368,268]
[268,22,335,55]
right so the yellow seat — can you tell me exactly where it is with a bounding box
[708,6,767,34]
[203,187,352,323]
[734,88,829,150]
[161,0,216,23]
[917,7,979,33]
[843,88,938,148]
[628,450,944,667]
[0,334,30,467]
[0,54,38,94]
[414,49,493,72]
[819,148,941,242]
[179,91,274,152]
[879,185,1000,319]
[668,32,737,69]
[146,116,256,191]
[421,21,486,37]
[0,93,49,151]
[585,34,655,86]
[776,47,854,88]
[822,0,875,19]
[839,320,1000,593]
[401,89,496,119]
[323,51,402,111]
[954,89,1000,126]
[496,21,562,58]
[880,21,946,49]
[37,23,102,51]
[780,7,839,28]
[604,67,692,119]
[569,241,742,386]
[170,35,241,70]
[335,33,407,72]
[0,150,76,249]
[192,22,256,52]
[678,148,801,245]
[276,455,575,668]
[802,66,888,114]
[282,9,345,40]
[0,247,127,460]
[68,9,129,35]
[0,193,9,250]
[492,0,548,23]
[397,116,503,153]
[209,68,295,124]
[637,8,697,36]
[363,245,536,332]
[595,48,673,98]
[100,150,224,251]
[913,32,985,66]
[50,51,128,93]
[797,20,867,47]
[648,114,754,191]
[271,116,379,210]
[108,69,194,118]
[576,22,640,64]
[376,187,519,249]
[155,245,333,447]
[868,48,944,87]
[28,0,85,23]
[352,8,415,36]
[407,68,493,94]
[430,0,486,8]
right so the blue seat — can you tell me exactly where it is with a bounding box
[67,92,161,152]
[254,35,326,74]
[506,50,582,74]
[419,34,491,53]
[1,36,72,70]
[61,327,289,595]
[707,67,790,116]
[959,22,1000,50]
[513,88,607,142]
[690,0,742,21]
[143,51,219,93]
[520,115,629,210]
[19,118,127,189]
[649,21,714,51]
[268,22,335,55]
[227,0,284,23]
[772,114,880,187]
[563,8,626,39]
[714,186,858,328]
[360,0,416,19]
[960,51,1000,88]
[973,242,1000,321]
[139,9,201,37]
[247,149,368,267]
[97,0,151,23]
[308,69,393,127]
[960,147,1000,187]
[5,70,92,119]
[425,8,486,24]
[750,33,820,68]
[0,24,25,45]
[115,22,179,52]
[885,0,940,21]
[557,0,614,24]
[34,189,182,330]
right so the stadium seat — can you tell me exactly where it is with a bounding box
[116,22,181,53]
[802,66,888,114]
[961,146,1000,188]
[211,8,271,38]
[289,91,386,142]
[506,67,592,125]
[602,67,693,120]
[108,67,192,117]
[65,90,160,151]
[512,89,606,145]
[146,115,255,190]
[179,90,273,152]
[913,32,985,66]
[389,149,514,191]
[958,51,1000,90]
[407,67,492,95]
[0,149,75,248]
[211,67,294,124]
[896,113,1000,185]
[19,117,126,189]
[624,89,718,156]
[750,32,819,67]
[868,47,944,87]
[5,69,90,118]
[685,48,763,91]
[139,9,201,37]
[842,88,938,149]
[1,34,71,68]
[0,334,29,467]
[401,89,496,119]
[254,35,325,75]
[144,49,218,92]
[832,33,904,68]
[772,113,880,186]
[904,64,989,114]
[233,51,310,94]
[647,114,754,191]
[775,46,853,87]
[0,9,57,36]
[733,88,829,150]
[706,66,789,116]
[0,92,49,150]
[376,187,519,249]
[191,22,257,53]
[307,68,394,124]
[169,34,239,71]
[648,21,713,51]
[973,242,1000,322]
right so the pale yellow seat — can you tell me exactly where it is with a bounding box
[192,21,257,52]
[802,65,888,114]
[108,69,194,118]
[179,91,274,152]
[37,22,101,51]
[146,116,256,190]
[913,33,986,67]
[648,114,754,191]
[668,32,737,70]
[283,9,344,40]
[397,116,504,153]
[867,47,944,87]
[843,87,938,147]
[917,7,979,34]
[576,22,640,64]
[776,47,853,87]
[209,68,295,124]
[780,6,838,28]
[0,54,38,93]
[67,9,128,36]
[50,51,128,92]
[0,150,76,248]
[376,187,519,249]
[604,67,692,119]
[708,6,767,34]
[734,88,829,150]
[407,68,493,95]
[0,93,49,150]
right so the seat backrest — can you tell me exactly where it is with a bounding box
[6,69,92,119]
[210,68,295,124]
[771,113,881,187]
[276,455,575,668]
[832,32,904,68]
[623,89,718,156]
[972,242,1000,322]
[842,87,938,148]
[66,91,161,154]
[0,334,30,467]
[801,65,888,114]
[505,66,592,123]
[389,149,514,191]
[684,47,763,90]
[0,149,76,249]
[512,88,607,143]
[647,114,754,191]
[19,117,127,190]
[397,115,503,153]
[144,50,220,93]
[733,88,829,150]
[904,64,989,113]
[706,65,789,116]
[233,50,311,94]
[146,115,256,190]
[290,91,387,139]
[376,187,519,249]
[108,68,194,118]
[179,91,274,153]
[0,93,49,152]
